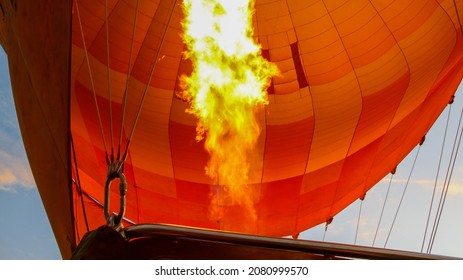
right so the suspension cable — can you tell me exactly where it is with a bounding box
[75,0,109,162]
[421,105,452,252]
[427,139,460,253]
[322,217,333,241]
[118,0,139,160]
[121,0,178,162]
[427,98,463,253]
[70,136,90,233]
[354,198,364,245]
[372,172,394,247]
[105,0,115,161]
[384,143,422,248]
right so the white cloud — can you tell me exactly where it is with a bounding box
[0,169,17,192]
[445,165,463,196]
[0,149,35,192]
[382,177,434,186]
[446,182,463,196]
[380,175,463,197]
[0,89,36,192]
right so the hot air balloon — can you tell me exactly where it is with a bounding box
[0,0,462,259]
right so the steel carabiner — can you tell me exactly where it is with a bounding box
[104,162,127,229]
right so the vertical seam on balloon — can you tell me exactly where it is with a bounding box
[170,44,187,223]
[253,5,269,191]
[434,0,461,65]
[431,1,462,95]
[259,104,266,234]
[253,3,283,232]
[283,0,308,237]
[374,0,456,194]
[389,0,457,153]
[253,5,265,181]
[253,8,262,234]
[321,0,365,223]
[433,0,460,37]
[452,0,463,36]
[363,0,411,196]
[254,10,267,234]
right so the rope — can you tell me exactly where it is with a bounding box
[421,105,452,252]
[118,0,139,160]
[354,198,364,245]
[75,0,109,162]
[121,0,178,162]
[384,143,422,248]
[323,217,333,241]
[372,172,394,247]
[427,98,463,253]
[70,136,90,233]
[105,0,115,161]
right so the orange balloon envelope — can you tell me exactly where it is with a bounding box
[1,0,463,258]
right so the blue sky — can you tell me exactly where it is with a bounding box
[0,46,462,259]
[0,50,61,259]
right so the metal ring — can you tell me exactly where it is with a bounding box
[104,162,127,228]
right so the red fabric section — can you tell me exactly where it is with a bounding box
[290,42,309,89]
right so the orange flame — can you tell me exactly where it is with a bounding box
[181,0,278,231]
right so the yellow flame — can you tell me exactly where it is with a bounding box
[181,0,278,231]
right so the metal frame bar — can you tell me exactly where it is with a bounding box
[124,224,459,260]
